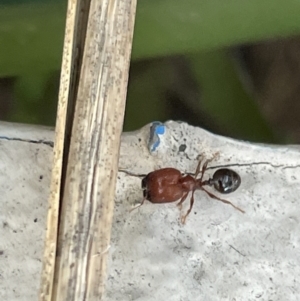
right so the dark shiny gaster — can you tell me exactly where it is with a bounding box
[208,168,241,194]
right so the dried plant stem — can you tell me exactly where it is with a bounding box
[39,0,137,300]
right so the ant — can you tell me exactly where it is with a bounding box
[132,155,244,224]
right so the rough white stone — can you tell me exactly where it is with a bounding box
[1,120,300,301]
[108,121,300,301]
[0,122,53,301]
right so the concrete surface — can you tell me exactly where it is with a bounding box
[1,121,300,301]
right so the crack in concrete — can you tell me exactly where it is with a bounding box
[0,136,54,148]
[209,161,300,170]
[119,160,300,178]
[228,244,246,257]
[118,169,146,177]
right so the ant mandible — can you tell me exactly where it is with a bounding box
[133,155,244,224]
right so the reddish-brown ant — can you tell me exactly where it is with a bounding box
[132,156,244,224]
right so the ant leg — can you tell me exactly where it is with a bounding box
[129,198,146,212]
[176,192,189,211]
[201,187,245,214]
[181,191,195,224]
[198,158,213,181]
[194,153,219,178]
[194,155,204,178]
[198,153,219,181]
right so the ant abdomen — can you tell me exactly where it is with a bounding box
[210,169,241,194]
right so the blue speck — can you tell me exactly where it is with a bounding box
[148,122,166,152]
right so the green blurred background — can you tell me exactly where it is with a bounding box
[1,0,300,143]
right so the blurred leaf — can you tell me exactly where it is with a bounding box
[124,59,172,130]
[188,50,276,142]
[11,71,58,125]
[133,0,300,58]
[0,0,65,76]
[1,0,300,75]
[0,0,298,141]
